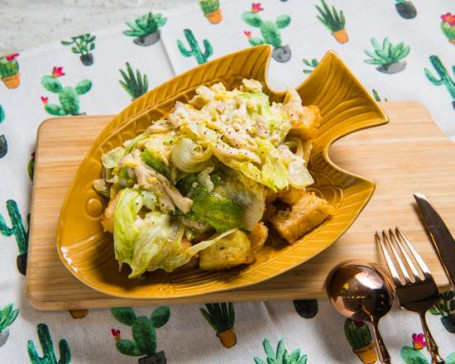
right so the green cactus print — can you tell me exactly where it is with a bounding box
[0,54,21,89]
[61,34,96,66]
[400,333,455,364]
[27,323,71,364]
[344,319,378,364]
[0,200,29,275]
[401,346,428,364]
[0,303,19,348]
[254,338,307,364]
[119,62,149,100]
[441,13,455,44]
[41,68,92,116]
[448,353,455,364]
[124,13,167,46]
[200,303,236,348]
[199,0,222,24]
[177,29,213,65]
[200,0,220,15]
[429,291,455,333]
[242,7,291,62]
[111,306,169,361]
[0,105,7,159]
[400,346,455,363]
[344,319,373,350]
[372,89,389,102]
[424,55,455,109]
[302,58,318,74]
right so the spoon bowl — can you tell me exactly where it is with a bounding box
[326,260,395,364]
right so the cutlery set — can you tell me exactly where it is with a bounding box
[327,194,454,363]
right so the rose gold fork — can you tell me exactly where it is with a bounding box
[376,227,444,364]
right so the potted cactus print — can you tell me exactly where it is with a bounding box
[0,54,20,89]
[344,319,378,364]
[111,306,170,363]
[199,0,222,24]
[200,303,236,348]
[119,62,149,100]
[302,58,318,75]
[429,291,455,333]
[315,0,347,44]
[0,200,29,275]
[28,323,71,364]
[441,13,455,45]
[0,304,19,348]
[242,5,291,63]
[395,0,417,19]
[61,34,96,66]
[0,105,7,159]
[177,29,213,65]
[293,300,318,318]
[124,13,167,47]
[364,37,410,74]
[254,338,307,364]
[424,56,455,110]
[41,67,92,116]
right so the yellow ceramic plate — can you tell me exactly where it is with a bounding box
[57,45,388,299]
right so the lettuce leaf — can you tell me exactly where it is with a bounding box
[129,214,236,277]
[113,188,144,264]
[191,187,244,232]
[101,147,125,169]
[129,211,182,277]
[257,140,288,191]
[140,149,171,179]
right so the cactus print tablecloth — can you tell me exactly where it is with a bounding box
[1,0,455,363]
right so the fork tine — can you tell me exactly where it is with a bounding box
[389,228,423,281]
[383,230,412,283]
[395,226,430,275]
[375,231,403,286]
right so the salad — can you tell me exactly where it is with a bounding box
[94,79,334,278]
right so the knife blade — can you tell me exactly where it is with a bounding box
[414,193,455,289]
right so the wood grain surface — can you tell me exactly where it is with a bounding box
[26,102,455,310]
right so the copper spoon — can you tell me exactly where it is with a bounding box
[326,260,395,364]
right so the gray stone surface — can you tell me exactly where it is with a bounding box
[0,0,196,55]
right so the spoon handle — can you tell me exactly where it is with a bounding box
[419,312,445,364]
[370,321,391,364]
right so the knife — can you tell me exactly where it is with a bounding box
[414,193,455,289]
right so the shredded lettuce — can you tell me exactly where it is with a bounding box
[129,212,183,277]
[190,186,245,232]
[177,169,264,232]
[97,79,320,279]
[171,138,213,173]
[113,188,144,264]
[101,147,125,169]
[140,190,158,210]
[141,149,171,179]
[278,144,314,188]
[257,140,288,191]
[129,214,237,277]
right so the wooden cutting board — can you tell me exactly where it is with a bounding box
[26,102,455,311]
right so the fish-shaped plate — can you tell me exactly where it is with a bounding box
[57,45,388,299]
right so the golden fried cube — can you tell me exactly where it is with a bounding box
[270,193,334,244]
